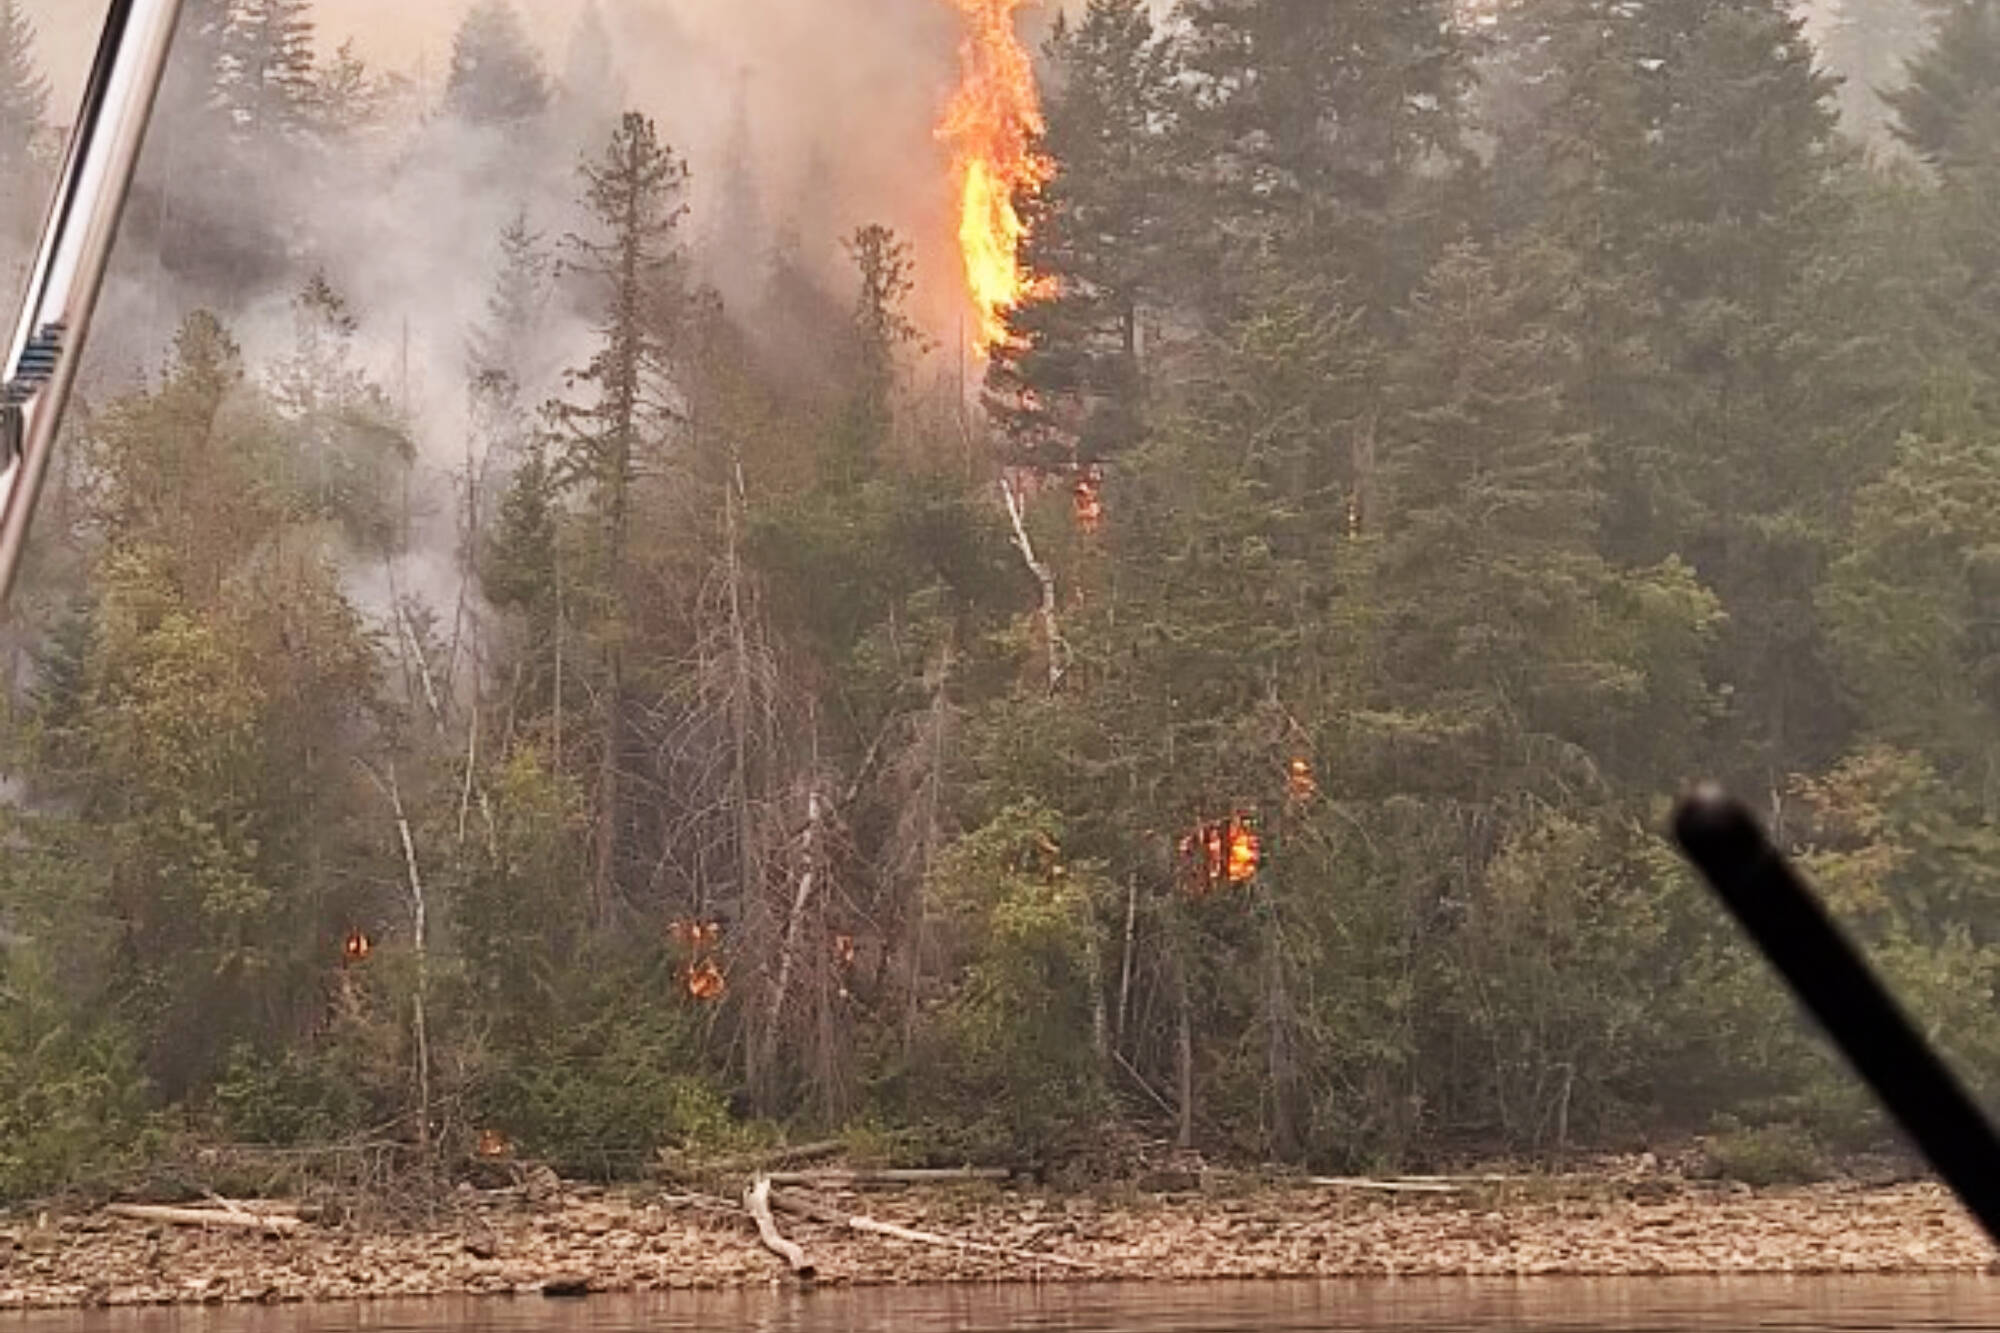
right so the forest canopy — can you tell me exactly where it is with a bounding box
[0,0,1993,1198]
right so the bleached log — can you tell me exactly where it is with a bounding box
[1306,1175,1462,1194]
[654,1138,848,1179]
[744,1176,815,1277]
[768,1188,1100,1271]
[764,1167,1013,1187]
[106,1203,302,1234]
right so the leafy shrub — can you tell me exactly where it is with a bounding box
[211,1040,363,1146]
[898,804,1110,1164]
[0,950,153,1201]
[473,957,733,1179]
[1701,1118,1827,1186]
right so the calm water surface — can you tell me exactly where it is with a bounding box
[5,1278,2000,1332]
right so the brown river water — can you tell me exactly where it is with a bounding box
[4,1278,2000,1332]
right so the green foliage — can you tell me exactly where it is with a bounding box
[903,805,1109,1161]
[0,945,151,1200]
[1887,0,2000,167]
[12,0,2000,1195]
[211,1041,360,1146]
[444,1,548,127]
[473,960,715,1180]
[1702,1119,1829,1185]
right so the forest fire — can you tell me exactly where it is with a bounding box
[938,0,1050,351]
[671,921,727,1001]
[1073,464,1104,535]
[1180,815,1262,896]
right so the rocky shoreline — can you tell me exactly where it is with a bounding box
[2,1172,1994,1310]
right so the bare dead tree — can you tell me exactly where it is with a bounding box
[358,759,432,1152]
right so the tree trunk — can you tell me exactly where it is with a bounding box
[1001,475,1066,694]
[1263,902,1299,1161]
[755,784,823,1109]
[725,454,758,927]
[1115,874,1137,1052]
[1174,946,1194,1151]
[593,651,623,926]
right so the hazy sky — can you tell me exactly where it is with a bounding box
[21,1,586,101]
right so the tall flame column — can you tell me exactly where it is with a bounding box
[937,0,1049,353]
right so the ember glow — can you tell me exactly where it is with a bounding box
[1073,464,1104,535]
[938,0,1050,351]
[1180,815,1262,895]
[1288,758,1319,808]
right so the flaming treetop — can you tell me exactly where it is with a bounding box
[938,0,1051,352]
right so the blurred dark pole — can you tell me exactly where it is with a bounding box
[0,0,184,608]
[1673,783,2000,1244]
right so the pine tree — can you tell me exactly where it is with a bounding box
[986,0,1174,472]
[1824,412,2000,801]
[0,0,47,254]
[270,271,412,554]
[1504,0,1854,788]
[470,211,553,417]
[1821,0,1933,149]
[0,0,47,185]
[218,0,319,140]
[314,39,381,134]
[831,222,921,481]
[1886,0,2000,167]
[546,112,690,924]
[445,1,550,127]
[555,1,625,151]
[703,75,766,313]
[1171,0,1467,318]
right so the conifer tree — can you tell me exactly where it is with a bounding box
[546,112,690,924]
[1822,0,1932,148]
[1887,0,2000,167]
[218,0,319,140]
[0,0,47,252]
[445,1,550,128]
[1171,0,1466,318]
[987,0,1173,472]
[0,0,47,185]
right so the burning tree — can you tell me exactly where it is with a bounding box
[938,0,1052,354]
[986,0,1174,476]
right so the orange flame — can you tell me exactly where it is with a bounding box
[1226,820,1261,885]
[1287,757,1319,808]
[1180,814,1262,895]
[938,0,1050,351]
[685,958,727,1001]
[1073,465,1104,536]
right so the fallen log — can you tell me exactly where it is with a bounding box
[1305,1176,1462,1194]
[745,1177,815,1278]
[202,1191,303,1220]
[106,1203,302,1235]
[769,1188,1100,1272]
[764,1167,1013,1187]
[656,1138,846,1179]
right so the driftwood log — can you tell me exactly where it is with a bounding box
[1306,1176,1462,1194]
[106,1203,302,1235]
[768,1187,1100,1272]
[764,1167,1013,1188]
[656,1139,846,1179]
[744,1177,816,1278]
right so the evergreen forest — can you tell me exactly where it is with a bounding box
[0,0,1996,1198]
